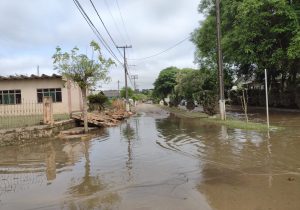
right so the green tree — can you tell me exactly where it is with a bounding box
[175,68,196,109]
[192,0,300,92]
[120,87,134,99]
[53,41,114,132]
[175,67,232,114]
[153,67,179,104]
[133,93,147,101]
[87,92,108,111]
[175,69,217,114]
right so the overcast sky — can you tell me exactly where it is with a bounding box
[0,0,203,90]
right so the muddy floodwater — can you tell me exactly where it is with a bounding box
[0,104,300,210]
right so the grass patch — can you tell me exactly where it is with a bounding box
[53,113,70,121]
[160,106,208,118]
[204,117,278,131]
[159,105,280,131]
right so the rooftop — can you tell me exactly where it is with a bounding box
[0,74,62,81]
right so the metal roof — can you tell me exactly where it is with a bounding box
[0,74,62,81]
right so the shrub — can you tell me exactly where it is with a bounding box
[196,90,218,115]
[87,92,108,111]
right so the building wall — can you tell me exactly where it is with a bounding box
[66,81,83,113]
[0,78,82,114]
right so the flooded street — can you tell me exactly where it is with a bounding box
[0,104,300,210]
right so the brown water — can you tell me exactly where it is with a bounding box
[0,104,299,210]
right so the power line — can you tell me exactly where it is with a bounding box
[72,0,123,66]
[114,0,135,66]
[115,0,132,44]
[131,75,138,90]
[126,65,134,87]
[128,37,189,61]
[103,0,126,44]
[88,0,123,57]
[74,0,122,64]
[73,0,121,64]
[125,63,135,87]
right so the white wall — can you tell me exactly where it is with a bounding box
[0,78,82,114]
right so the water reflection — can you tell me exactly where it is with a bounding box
[121,121,136,181]
[1,106,300,210]
[155,114,300,210]
[68,141,104,196]
[0,140,73,194]
[198,163,300,210]
[0,129,122,210]
[155,115,300,173]
[45,143,56,181]
[64,140,121,210]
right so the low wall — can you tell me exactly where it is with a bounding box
[0,119,76,147]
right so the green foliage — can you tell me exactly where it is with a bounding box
[53,41,115,89]
[197,90,218,115]
[161,105,280,131]
[52,41,115,132]
[133,93,147,101]
[88,92,108,103]
[175,68,196,102]
[153,67,180,100]
[141,89,154,101]
[152,64,233,114]
[174,67,232,115]
[175,69,218,114]
[120,87,134,99]
[87,92,108,111]
[288,31,300,59]
[192,0,300,91]
[120,87,148,102]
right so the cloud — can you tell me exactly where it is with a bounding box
[0,55,52,75]
[0,0,203,90]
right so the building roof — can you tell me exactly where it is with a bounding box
[0,74,62,81]
[102,90,119,98]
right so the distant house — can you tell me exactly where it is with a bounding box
[232,75,264,91]
[0,74,83,114]
[102,90,119,99]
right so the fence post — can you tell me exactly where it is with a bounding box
[43,96,53,125]
[265,69,270,130]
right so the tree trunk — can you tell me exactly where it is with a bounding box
[81,87,88,133]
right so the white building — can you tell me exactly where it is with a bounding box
[0,74,83,114]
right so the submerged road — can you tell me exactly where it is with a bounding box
[0,104,299,210]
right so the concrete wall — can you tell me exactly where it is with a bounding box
[0,78,82,114]
[0,119,76,147]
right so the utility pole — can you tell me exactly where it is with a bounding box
[216,0,226,120]
[117,45,132,111]
[37,65,40,76]
[131,75,138,91]
[117,80,120,98]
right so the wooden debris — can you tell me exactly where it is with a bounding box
[71,109,134,128]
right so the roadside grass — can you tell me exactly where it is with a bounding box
[204,117,278,131]
[161,106,208,118]
[159,105,280,131]
[0,114,70,129]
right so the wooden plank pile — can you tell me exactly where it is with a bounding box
[71,110,133,128]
